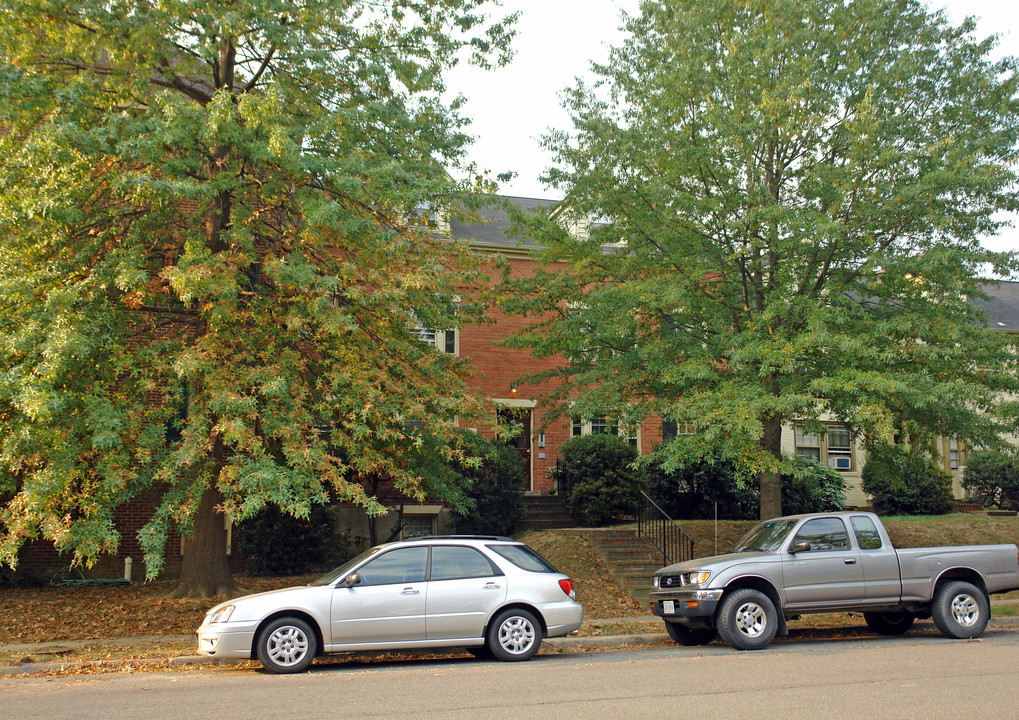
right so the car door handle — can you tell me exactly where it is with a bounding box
[484,582,501,590]
[401,587,420,595]
[844,558,857,565]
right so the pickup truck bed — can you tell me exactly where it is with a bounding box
[650,511,1019,650]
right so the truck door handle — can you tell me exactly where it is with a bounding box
[401,587,420,595]
[844,558,857,565]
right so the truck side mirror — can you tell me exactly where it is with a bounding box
[343,573,362,587]
[789,541,811,554]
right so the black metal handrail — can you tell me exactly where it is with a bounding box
[637,490,695,566]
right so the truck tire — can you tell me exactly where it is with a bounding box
[931,580,989,639]
[863,611,915,635]
[664,621,716,646]
[715,588,778,650]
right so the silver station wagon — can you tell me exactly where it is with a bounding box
[197,535,584,673]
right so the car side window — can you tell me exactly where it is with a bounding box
[355,547,428,585]
[850,516,884,550]
[791,517,851,552]
[430,546,501,581]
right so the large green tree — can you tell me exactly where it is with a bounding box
[0,0,515,596]
[502,0,1019,518]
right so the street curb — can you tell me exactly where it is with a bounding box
[4,617,1018,677]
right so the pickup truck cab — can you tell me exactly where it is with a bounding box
[650,511,1019,650]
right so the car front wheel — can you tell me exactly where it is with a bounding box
[931,580,989,639]
[715,588,778,651]
[487,608,542,661]
[256,617,318,673]
[664,621,716,646]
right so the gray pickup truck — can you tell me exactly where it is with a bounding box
[650,511,1019,650]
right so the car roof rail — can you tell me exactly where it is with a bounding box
[412,534,516,542]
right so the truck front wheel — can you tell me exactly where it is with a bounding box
[716,588,778,650]
[931,580,989,639]
[664,621,716,646]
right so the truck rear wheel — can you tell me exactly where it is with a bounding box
[716,588,777,650]
[931,580,989,639]
[863,611,915,635]
[664,621,716,646]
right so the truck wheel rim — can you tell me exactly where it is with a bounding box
[735,602,767,638]
[951,594,979,627]
[267,625,310,666]
[498,615,536,654]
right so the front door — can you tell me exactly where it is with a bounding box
[329,546,427,647]
[782,516,864,610]
[498,407,532,491]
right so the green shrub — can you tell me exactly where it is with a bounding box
[237,503,335,576]
[781,457,848,514]
[452,438,526,536]
[963,451,1019,511]
[647,453,847,520]
[646,451,758,520]
[861,445,954,515]
[554,434,644,527]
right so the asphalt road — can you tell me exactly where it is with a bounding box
[3,627,1019,719]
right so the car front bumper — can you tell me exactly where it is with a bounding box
[650,588,723,620]
[196,621,259,659]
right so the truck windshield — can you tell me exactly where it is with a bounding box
[731,520,797,552]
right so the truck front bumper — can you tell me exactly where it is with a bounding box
[650,588,723,620]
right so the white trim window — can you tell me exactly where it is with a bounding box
[572,415,640,450]
[944,436,964,471]
[400,505,441,539]
[662,419,695,440]
[795,424,854,471]
[411,325,458,355]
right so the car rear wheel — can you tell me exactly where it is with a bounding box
[863,611,915,636]
[487,608,541,661]
[664,621,716,646]
[256,617,317,674]
[931,580,989,639]
[715,588,778,651]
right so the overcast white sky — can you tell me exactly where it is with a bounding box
[446,0,1019,253]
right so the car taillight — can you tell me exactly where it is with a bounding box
[558,578,575,599]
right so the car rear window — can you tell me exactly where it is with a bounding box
[488,544,558,573]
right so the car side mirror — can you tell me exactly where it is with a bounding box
[789,541,811,554]
[343,573,362,587]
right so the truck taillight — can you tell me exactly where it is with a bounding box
[559,578,575,599]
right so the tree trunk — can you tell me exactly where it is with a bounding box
[759,415,784,519]
[167,485,239,599]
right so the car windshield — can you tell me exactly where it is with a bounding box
[730,520,797,553]
[310,546,384,586]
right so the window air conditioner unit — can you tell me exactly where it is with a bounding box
[830,457,852,470]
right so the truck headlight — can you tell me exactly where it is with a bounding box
[681,571,711,586]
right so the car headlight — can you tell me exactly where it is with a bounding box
[207,604,235,624]
[681,571,711,586]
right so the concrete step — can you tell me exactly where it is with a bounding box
[518,496,574,531]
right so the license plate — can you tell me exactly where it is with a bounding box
[662,600,675,614]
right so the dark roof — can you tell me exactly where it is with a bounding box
[449,195,558,247]
[447,202,1019,329]
[977,280,1019,331]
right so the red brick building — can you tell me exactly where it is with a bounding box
[448,196,664,494]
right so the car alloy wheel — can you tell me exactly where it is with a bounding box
[488,608,541,661]
[256,617,317,673]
